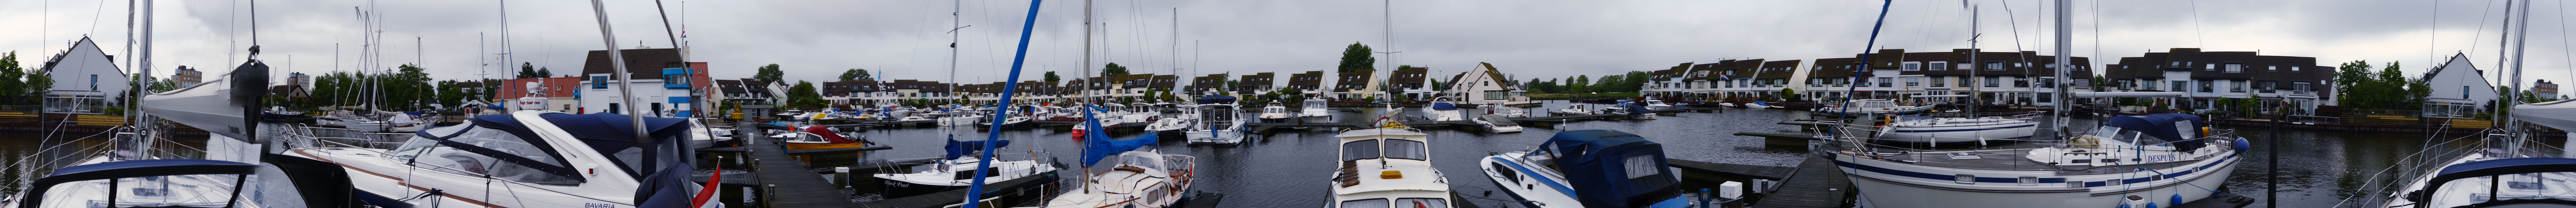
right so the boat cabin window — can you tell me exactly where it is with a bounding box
[1384,139,1428,161]
[1199,106,1236,121]
[2088,126,2169,146]
[398,125,582,185]
[1342,140,1382,161]
[1307,100,1329,109]
[1394,198,1450,208]
[1624,154,1661,179]
[1491,163,1521,183]
[1339,198,1391,208]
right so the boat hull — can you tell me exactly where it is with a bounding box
[1836,153,2240,208]
[1874,120,2040,143]
[877,171,1060,199]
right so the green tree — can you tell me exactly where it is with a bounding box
[0,51,24,101]
[787,81,826,109]
[1043,71,1062,83]
[435,80,464,108]
[515,62,548,79]
[27,67,55,97]
[841,69,872,81]
[1103,63,1130,77]
[1571,75,1591,93]
[754,64,785,84]
[149,77,176,93]
[1337,42,1375,73]
[1778,88,1800,101]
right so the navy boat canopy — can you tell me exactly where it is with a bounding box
[1542,130,1682,208]
[2103,113,2209,151]
[1197,95,1237,104]
[1430,102,1456,111]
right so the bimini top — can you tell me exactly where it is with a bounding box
[1430,102,1457,111]
[2103,113,2209,151]
[1541,130,1680,208]
[1197,95,1237,104]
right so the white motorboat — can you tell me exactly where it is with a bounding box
[1874,114,2040,145]
[1184,96,1248,146]
[291,110,711,208]
[1605,101,1654,119]
[1716,102,1740,108]
[1418,97,1465,121]
[1554,103,1595,116]
[688,118,738,149]
[1817,99,1933,115]
[1144,117,1191,139]
[1825,114,2245,208]
[1745,101,1775,109]
[873,140,1061,198]
[1327,119,1453,208]
[1298,98,1333,122]
[1642,99,1675,111]
[349,113,428,133]
[1484,103,1529,118]
[1258,102,1294,123]
[1473,114,1523,133]
[1480,130,1691,208]
[1026,112,1195,208]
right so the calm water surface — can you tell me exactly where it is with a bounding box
[0,101,2525,208]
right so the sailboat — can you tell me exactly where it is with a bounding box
[10,59,361,208]
[1874,7,2039,146]
[1327,118,1453,207]
[1823,1,2247,207]
[871,139,1061,198]
[1477,130,1689,208]
[1023,104,1197,208]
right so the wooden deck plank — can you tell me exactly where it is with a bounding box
[739,122,863,208]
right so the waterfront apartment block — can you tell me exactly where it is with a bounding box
[1802,49,2090,107]
[2104,48,2334,115]
[1237,72,1277,95]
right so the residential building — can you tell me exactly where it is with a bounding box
[1236,72,1276,95]
[1288,71,1326,97]
[1332,69,1378,100]
[1388,67,1434,101]
[2539,79,2560,100]
[1642,63,1688,98]
[1805,49,2090,106]
[2105,48,2332,114]
[173,66,203,87]
[2418,54,2499,118]
[1444,62,1533,106]
[1681,62,1726,98]
[38,37,131,114]
[495,77,586,112]
[1192,74,1228,95]
[1150,74,1179,94]
[574,48,710,117]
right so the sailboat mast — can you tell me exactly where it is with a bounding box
[586,0,649,140]
[2505,0,2532,154]
[950,0,960,106]
[2049,0,2070,138]
[1967,5,1978,114]
[1078,0,1094,193]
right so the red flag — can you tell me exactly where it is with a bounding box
[690,163,723,208]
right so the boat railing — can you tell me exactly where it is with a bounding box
[2331,129,2499,207]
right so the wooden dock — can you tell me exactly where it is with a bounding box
[737,122,863,208]
[1666,158,1794,181]
[1751,156,1852,208]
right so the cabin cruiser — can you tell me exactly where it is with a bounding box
[1298,98,1333,122]
[1604,101,1654,119]
[1417,97,1465,121]
[1025,109,1195,208]
[1184,96,1248,146]
[1825,114,2244,208]
[291,110,710,208]
[1744,101,1775,109]
[1484,103,1529,118]
[1875,114,2040,146]
[1642,99,1675,111]
[1480,130,1690,208]
[1258,101,1294,123]
[1554,103,1595,116]
[771,126,872,151]
[1473,114,1523,133]
[873,139,1061,198]
[1817,99,1933,115]
[10,64,367,208]
[1328,119,1453,208]
[1143,117,1192,139]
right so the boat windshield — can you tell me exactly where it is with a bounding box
[1385,139,1428,161]
[1338,198,1451,208]
[37,174,257,208]
[1342,140,1381,161]
[394,124,582,185]
[1200,105,1237,123]
[1307,100,1328,109]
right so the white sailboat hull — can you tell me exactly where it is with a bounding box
[1874,119,2040,143]
[1835,151,2240,208]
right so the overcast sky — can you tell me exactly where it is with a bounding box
[4,0,2573,89]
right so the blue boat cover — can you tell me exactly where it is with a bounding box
[945,139,1013,160]
[1430,102,1456,111]
[1197,95,1237,104]
[1080,104,1159,167]
[2104,113,2208,151]
[1542,130,1681,208]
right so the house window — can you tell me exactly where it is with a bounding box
[2014,77,2030,88]
[2116,80,2133,90]
[1928,62,1947,71]
[1906,77,1921,87]
[1930,76,1946,87]
[1878,78,1893,87]
[2142,79,2159,90]
[2173,81,2190,92]
[2199,80,2214,92]
[1856,79,1871,87]
[2224,63,2242,72]
[592,76,610,89]
[2231,80,2247,92]
[2040,78,2056,88]
[1987,61,2005,70]
[89,75,98,90]
[2294,83,2313,92]
[1985,77,2001,87]
[1902,62,1921,71]
[2258,81,2277,93]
